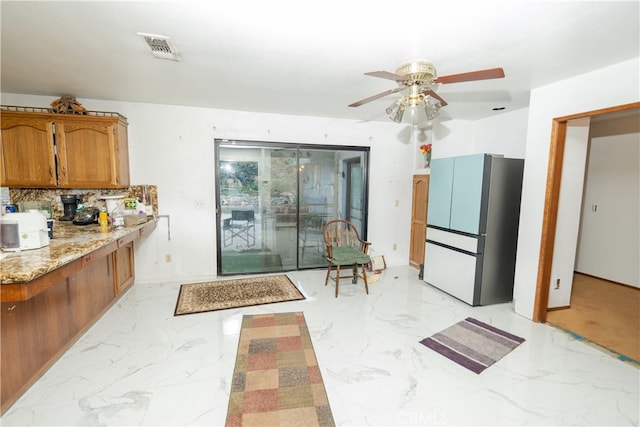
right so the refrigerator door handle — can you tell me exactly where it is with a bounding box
[426,239,478,257]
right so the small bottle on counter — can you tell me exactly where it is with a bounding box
[99,208,109,227]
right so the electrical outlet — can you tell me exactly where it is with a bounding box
[395,200,399,207]
[555,278,560,289]
[165,254,172,263]
[194,199,205,209]
[393,243,397,251]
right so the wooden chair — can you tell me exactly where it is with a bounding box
[322,219,371,297]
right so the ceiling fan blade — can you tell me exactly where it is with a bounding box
[348,87,404,107]
[420,89,448,107]
[436,67,505,84]
[364,70,407,82]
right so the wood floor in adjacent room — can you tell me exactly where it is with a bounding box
[546,273,640,362]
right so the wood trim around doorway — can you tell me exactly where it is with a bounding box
[533,101,640,322]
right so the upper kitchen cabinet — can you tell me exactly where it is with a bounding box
[0,107,130,188]
[56,116,129,187]
[0,113,57,187]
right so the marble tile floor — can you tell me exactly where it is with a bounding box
[1,266,638,426]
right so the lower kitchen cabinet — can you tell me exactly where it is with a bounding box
[115,241,135,294]
[1,253,115,412]
[0,221,157,414]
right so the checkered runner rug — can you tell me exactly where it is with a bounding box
[225,312,335,426]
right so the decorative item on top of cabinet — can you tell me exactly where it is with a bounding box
[50,96,87,114]
[0,105,130,188]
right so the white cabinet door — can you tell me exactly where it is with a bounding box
[424,242,477,304]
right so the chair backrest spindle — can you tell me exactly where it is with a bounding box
[323,219,368,253]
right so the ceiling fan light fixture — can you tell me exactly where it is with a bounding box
[386,99,405,123]
[424,97,441,121]
[395,59,436,84]
[427,96,442,109]
[349,60,506,122]
[424,104,440,121]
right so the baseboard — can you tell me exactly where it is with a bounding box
[547,305,571,311]
[574,271,639,290]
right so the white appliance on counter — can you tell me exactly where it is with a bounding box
[0,211,50,251]
[424,153,524,306]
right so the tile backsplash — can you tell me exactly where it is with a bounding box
[6,185,158,220]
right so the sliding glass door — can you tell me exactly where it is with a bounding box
[216,140,369,275]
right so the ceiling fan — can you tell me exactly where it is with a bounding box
[348,59,505,122]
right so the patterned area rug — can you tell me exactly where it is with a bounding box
[174,275,304,316]
[419,317,525,374]
[226,312,335,426]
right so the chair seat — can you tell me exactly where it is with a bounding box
[330,246,371,264]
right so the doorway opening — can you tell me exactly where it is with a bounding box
[534,101,640,322]
[215,140,370,276]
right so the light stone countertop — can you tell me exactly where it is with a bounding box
[1,219,155,284]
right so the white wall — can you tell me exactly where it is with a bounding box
[430,119,474,159]
[547,118,590,308]
[575,114,640,288]
[6,53,635,313]
[1,93,416,283]
[472,108,529,159]
[513,57,640,319]
[432,108,529,160]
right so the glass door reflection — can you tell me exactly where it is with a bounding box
[217,141,368,275]
[298,149,336,268]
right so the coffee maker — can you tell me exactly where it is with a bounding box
[60,194,82,221]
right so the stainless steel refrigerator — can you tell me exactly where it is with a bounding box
[424,153,524,306]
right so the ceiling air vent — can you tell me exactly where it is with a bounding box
[138,32,181,61]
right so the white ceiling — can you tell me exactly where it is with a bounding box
[1,1,638,122]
